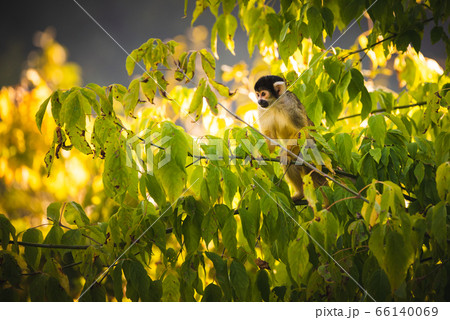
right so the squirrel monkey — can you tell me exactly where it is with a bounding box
[254,75,326,201]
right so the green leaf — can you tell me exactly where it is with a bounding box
[46,202,62,223]
[221,168,238,206]
[279,32,297,64]
[156,160,186,203]
[141,76,157,103]
[61,229,82,246]
[66,126,93,155]
[436,162,450,202]
[0,214,16,249]
[192,0,208,25]
[189,78,206,120]
[186,51,198,80]
[230,260,249,301]
[223,0,235,15]
[288,229,311,285]
[50,91,63,125]
[201,210,219,247]
[431,26,443,44]
[368,114,386,147]
[103,137,129,198]
[239,206,259,253]
[0,253,22,287]
[204,164,220,202]
[368,224,384,266]
[148,279,163,301]
[36,95,51,132]
[200,49,216,79]
[204,85,218,115]
[367,269,391,301]
[431,202,447,251]
[335,133,353,170]
[29,274,48,301]
[155,122,189,202]
[210,22,219,58]
[210,79,233,97]
[144,173,166,207]
[321,7,334,36]
[222,214,237,257]
[217,14,237,54]
[339,0,364,25]
[350,68,372,120]
[22,229,43,270]
[414,162,425,185]
[396,30,421,52]
[318,91,337,123]
[202,283,223,301]
[123,79,140,116]
[336,70,351,99]
[182,215,201,255]
[384,230,413,292]
[205,252,232,301]
[162,271,181,302]
[348,220,368,250]
[256,270,270,302]
[43,225,64,245]
[61,90,86,129]
[369,148,382,163]
[280,21,291,42]
[307,6,323,42]
[46,276,72,302]
[126,51,137,76]
[122,260,151,301]
[324,58,341,82]
[64,201,90,227]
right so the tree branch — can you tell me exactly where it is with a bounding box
[3,240,91,250]
[337,102,426,121]
[340,34,397,60]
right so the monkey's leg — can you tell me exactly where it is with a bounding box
[284,164,306,201]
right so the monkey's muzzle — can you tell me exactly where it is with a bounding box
[258,100,269,108]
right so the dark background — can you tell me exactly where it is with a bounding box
[0,0,446,88]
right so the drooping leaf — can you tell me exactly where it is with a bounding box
[36,95,51,132]
[61,90,87,129]
[229,260,249,301]
[162,271,181,302]
[201,283,223,301]
[222,214,237,258]
[307,6,323,42]
[64,201,90,227]
[205,252,232,301]
[0,214,16,250]
[22,229,43,270]
[217,14,237,54]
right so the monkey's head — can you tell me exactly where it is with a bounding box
[254,75,287,108]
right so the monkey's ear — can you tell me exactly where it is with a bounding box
[273,81,286,96]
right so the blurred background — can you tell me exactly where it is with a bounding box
[1,0,446,88]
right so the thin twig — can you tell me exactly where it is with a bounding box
[337,102,426,121]
[3,240,91,250]
[340,34,397,60]
[326,196,359,211]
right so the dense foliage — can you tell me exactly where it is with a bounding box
[0,0,449,301]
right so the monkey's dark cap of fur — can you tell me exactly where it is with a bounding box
[254,75,285,97]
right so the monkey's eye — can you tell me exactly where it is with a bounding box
[261,92,266,97]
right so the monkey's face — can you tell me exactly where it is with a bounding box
[256,90,273,108]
